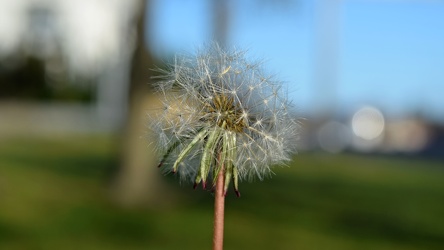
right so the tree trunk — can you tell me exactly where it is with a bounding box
[112,0,170,207]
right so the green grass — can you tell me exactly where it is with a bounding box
[0,135,443,250]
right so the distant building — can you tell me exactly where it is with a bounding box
[298,105,443,158]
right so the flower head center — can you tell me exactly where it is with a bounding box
[205,94,246,133]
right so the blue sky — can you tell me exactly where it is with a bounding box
[147,0,444,123]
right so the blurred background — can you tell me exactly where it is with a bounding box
[1,0,443,249]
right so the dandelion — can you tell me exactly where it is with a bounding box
[149,44,299,250]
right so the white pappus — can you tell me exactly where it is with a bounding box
[149,44,299,196]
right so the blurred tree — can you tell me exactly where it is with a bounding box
[0,56,46,99]
[212,0,229,47]
[0,2,95,102]
[312,0,341,119]
[0,0,167,206]
[111,0,171,207]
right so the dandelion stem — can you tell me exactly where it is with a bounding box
[213,154,225,250]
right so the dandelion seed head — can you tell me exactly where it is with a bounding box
[150,44,300,193]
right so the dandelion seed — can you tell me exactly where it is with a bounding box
[150,44,299,195]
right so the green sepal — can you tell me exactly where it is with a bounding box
[223,132,236,194]
[173,129,207,172]
[158,140,181,168]
[159,128,205,168]
[231,134,240,197]
[223,166,232,195]
[233,165,239,193]
[193,173,202,189]
[212,131,226,185]
[200,127,222,184]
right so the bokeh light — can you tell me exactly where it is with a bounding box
[352,106,385,141]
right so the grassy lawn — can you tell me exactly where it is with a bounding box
[0,135,443,250]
